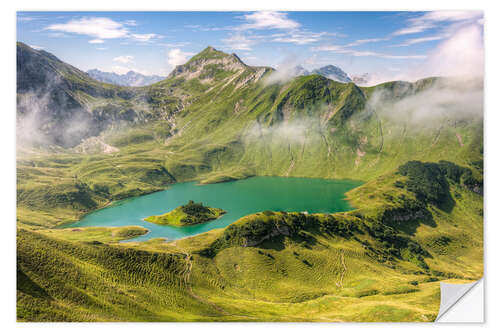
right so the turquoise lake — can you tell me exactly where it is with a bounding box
[66,177,362,241]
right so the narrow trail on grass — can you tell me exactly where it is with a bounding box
[320,132,332,157]
[456,133,464,147]
[178,250,260,320]
[431,125,443,147]
[377,118,384,153]
[285,157,295,176]
[371,109,384,153]
[335,250,347,289]
[178,120,192,136]
[285,142,295,176]
[180,251,240,318]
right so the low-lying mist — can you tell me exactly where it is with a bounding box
[16,89,96,150]
[243,75,482,149]
[364,77,483,125]
[245,118,321,144]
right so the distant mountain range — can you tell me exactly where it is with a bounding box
[292,64,352,83]
[88,63,354,87]
[87,69,166,87]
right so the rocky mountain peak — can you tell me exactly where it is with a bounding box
[168,46,248,80]
[311,65,352,83]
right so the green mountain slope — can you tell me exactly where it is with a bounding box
[16,43,483,322]
[17,43,482,182]
[17,160,482,321]
[17,42,145,147]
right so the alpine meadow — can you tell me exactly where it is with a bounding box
[16,11,484,322]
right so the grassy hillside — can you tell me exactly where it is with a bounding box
[17,228,224,321]
[17,160,482,321]
[16,44,483,322]
[144,200,226,226]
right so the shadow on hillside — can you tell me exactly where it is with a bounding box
[392,215,437,236]
[258,236,286,251]
[383,208,437,236]
[17,268,52,300]
[437,186,456,214]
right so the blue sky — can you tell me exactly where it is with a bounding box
[17,11,483,80]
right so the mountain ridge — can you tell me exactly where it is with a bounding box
[16,42,142,147]
[87,68,166,87]
[16,42,482,165]
[16,41,483,322]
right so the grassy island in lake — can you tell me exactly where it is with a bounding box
[144,200,226,226]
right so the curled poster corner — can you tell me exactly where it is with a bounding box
[435,278,484,322]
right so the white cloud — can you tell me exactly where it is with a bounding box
[241,11,300,30]
[414,24,484,79]
[312,45,426,60]
[45,17,161,44]
[417,11,483,23]
[246,118,318,144]
[393,11,483,36]
[46,17,129,39]
[393,23,435,36]
[200,26,234,32]
[167,49,195,68]
[346,38,388,47]
[130,33,161,42]
[395,35,446,47]
[185,24,235,32]
[113,55,134,64]
[225,11,331,48]
[162,42,191,48]
[264,55,302,85]
[29,45,43,50]
[364,78,483,126]
[111,65,132,75]
[272,31,328,45]
[223,34,255,50]
[355,24,484,86]
[312,45,343,52]
[341,11,481,53]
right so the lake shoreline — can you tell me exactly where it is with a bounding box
[64,176,363,242]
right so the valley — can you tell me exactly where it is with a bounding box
[16,42,483,322]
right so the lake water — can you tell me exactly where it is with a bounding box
[66,177,362,241]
